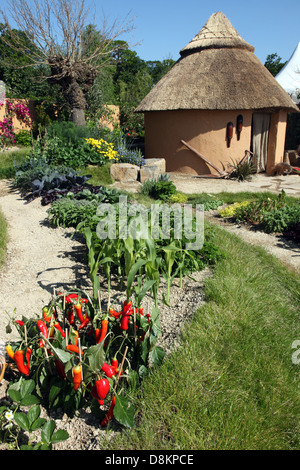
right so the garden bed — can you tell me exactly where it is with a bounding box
[0,265,211,450]
[205,209,300,272]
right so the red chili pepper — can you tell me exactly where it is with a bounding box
[101,362,115,378]
[54,358,66,379]
[15,320,24,327]
[97,318,109,343]
[65,293,79,303]
[111,357,118,370]
[14,350,30,375]
[74,301,84,323]
[120,313,131,331]
[123,301,132,314]
[78,315,90,330]
[26,348,32,369]
[96,378,110,405]
[101,396,116,427]
[72,365,82,390]
[37,320,48,338]
[120,302,133,330]
[68,307,75,325]
[53,322,66,337]
[109,308,122,319]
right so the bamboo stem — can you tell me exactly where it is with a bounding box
[114,346,128,392]
[98,290,102,313]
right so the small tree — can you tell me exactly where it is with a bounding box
[0,0,135,126]
[264,53,287,77]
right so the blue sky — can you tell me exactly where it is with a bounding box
[1,0,300,65]
[90,0,300,65]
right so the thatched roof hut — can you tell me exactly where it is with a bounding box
[136,12,298,176]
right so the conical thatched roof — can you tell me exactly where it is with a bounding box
[180,11,254,56]
[136,12,298,113]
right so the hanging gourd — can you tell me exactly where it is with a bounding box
[237,115,243,141]
[226,122,234,147]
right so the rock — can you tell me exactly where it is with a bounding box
[140,158,166,183]
[144,158,166,174]
[110,163,139,182]
[140,165,160,183]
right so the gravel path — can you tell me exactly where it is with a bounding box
[0,179,89,346]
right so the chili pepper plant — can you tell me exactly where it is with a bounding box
[5,288,164,429]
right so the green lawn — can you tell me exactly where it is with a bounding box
[187,190,299,205]
[0,148,31,179]
[106,224,300,450]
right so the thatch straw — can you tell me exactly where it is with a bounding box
[135,12,298,114]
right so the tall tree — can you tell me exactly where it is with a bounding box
[0,0,135,126]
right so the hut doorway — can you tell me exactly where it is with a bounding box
[251,113,271,172]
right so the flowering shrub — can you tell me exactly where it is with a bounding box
[0,117,14,146]
[116,145,145,167]
[219,201,251,218]
[0,100,32,148]
[85,138,119,162]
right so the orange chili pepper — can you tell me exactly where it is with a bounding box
[5,344,15,361]
[66,344,83,355]
[97,318,109,343]
[72,364,82,390]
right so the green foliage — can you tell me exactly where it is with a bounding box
[150,181,177,201]
[48,187,122,228]
[228,158,254,181]
[190,194,224,211]
[73,198,224,305]
[46,121,92,145]
[0,379,69,450]
[32,134,106,169]
[226,190,300,236]
[262,203,300,233]
[0,147,31,179]
[219,201,251,218]
[140,176,177,201]
[48,198,99,228]
[14,130,32,147]
[168,192,188,204]
[264,53,287,77]
[140,178,159,198]
[13,157,89,197]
